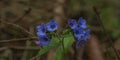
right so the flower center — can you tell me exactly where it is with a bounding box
[42,28,45,32]
[51,24,55,29]
[70,23,73,26]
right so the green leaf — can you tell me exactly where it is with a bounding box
[37,37,60,56]
[53,33,74,60]
[37,46,49,56]
[53,47,65,60]
[64,33,74,52]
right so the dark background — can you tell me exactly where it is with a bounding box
[0,0,120,60]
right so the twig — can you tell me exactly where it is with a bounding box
[9,45,40,50]
[0,47,8,51]
[0,46,40,51]
[0,37,37,43]
[93,6,120,60]
[3,21,34,36]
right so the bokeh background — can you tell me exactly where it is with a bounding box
[0,0,120,60]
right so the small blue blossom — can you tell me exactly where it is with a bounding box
[73,27,84,40]
[68,19,77,29]
[83,29,90,41]
[46,20,58,32]
[75,29,90,47]
[78,17,87,28]
[36,23,46,36]
[35,35,51,47]
[67,17,90,48]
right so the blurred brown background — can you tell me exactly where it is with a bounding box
[0,0,120,60]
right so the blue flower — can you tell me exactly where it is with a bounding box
[75,29,90,47]
[73,27,84,40]
[46,20,58,32]
[36,23,46,36]
[35,35,51,47]
[66,17,90,48]
[83,29,90,41]
[68,19,78,29]
[78,17,87,28]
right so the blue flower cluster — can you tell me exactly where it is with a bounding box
[35,17,90,48]
[68,17,90,47]
[35,20,58,47]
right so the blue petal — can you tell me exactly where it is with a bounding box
[83,29,90,41]
[46,20,58,32]
[78,17,87,28]
[68,19,77,29]
[73,27,84,40]
[76,29,90,48]
[36,23,46,35]
[36,35,51,47]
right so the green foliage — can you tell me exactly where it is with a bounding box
[37,37,60,56]
[38,31,74,60]
[63,33,74,52]
[53,33,74,60]
[53,47,65,60]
